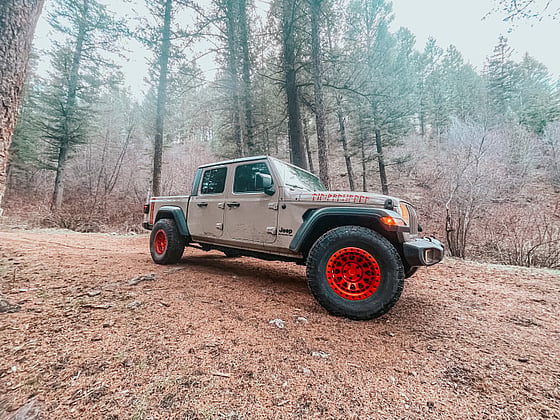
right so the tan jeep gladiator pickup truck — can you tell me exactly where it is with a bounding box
[143,155,444,320]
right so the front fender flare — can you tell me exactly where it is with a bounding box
[289,207,401,252]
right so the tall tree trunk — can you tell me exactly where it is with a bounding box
[302,117,314,173]
[225,0,243,158]
[309,0,329,187]
[336,98,354,191]
[152,0,172,197]
[375,128,389,195]
[52,20,86,209]
[238,0,255,155]
[52,144,69,209]
[282,0,307,170]
[0,0,44,215]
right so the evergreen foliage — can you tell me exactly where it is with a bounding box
[7,0,560,245]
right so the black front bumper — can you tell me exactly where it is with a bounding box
[403,237,444,267]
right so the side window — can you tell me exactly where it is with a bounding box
[200,167,227,195]
[234,162,272,193]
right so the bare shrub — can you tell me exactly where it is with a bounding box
[160,141,216,196]
[496,124,540,184]
[401,120,560,269]
[542,122,560,189]
[480,204,560,269]
[5,138,217,233]
[40,211,103,233]
[441,119,511,257]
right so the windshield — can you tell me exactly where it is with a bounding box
[272,159,326,192]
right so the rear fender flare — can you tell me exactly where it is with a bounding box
[155,206,189,237]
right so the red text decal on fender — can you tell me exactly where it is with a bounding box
[311,193,369,204]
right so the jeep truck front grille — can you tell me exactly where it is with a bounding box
[407,204,418,235]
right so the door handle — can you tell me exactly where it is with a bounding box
[227,202,240,208]
[197,202,208,207]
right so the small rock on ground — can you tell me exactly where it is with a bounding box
[128,274,156,286]
[7,399,42,420]
[311,351,329,359]
[0,294,20,314]
[269,319,285,329]
[127,300,143,309]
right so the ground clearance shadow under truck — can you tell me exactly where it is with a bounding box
[143,156,444,320]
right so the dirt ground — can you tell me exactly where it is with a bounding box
[0,227,559,419]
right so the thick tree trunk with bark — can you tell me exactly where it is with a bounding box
[375,128,389,195]
[282,0,307,170]
[0,0,44,215]
[310,0,329,188]
[152,0,172,197]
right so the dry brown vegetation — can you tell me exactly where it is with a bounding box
[1,227,559,419]
[6,121,560,271]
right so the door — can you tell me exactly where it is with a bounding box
[187,166,228,239]
[224,161,279,244]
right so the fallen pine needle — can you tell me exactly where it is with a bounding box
[82,304,112,309]
[211,372,231,378]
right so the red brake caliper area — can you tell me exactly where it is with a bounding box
[326,247,381,300]
[154,230,167,255]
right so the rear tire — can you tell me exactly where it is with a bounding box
[306,226,404,320]
[150,219,185,264]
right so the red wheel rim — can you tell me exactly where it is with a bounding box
[326,247,381,300]
[154,230,167,255]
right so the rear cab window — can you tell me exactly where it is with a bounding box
[200,167,227,195]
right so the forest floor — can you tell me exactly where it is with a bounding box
[0,226,559,419]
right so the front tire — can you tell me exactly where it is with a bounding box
[306,226,404,320]
[150,219,185,264]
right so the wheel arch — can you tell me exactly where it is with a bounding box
[155,206,189,237]
[289,207,399,258]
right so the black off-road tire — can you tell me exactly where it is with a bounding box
[150,219,185,264]
[306,226,405,320]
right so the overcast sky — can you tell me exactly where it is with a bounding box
[32,0,560,97]
[391,0,560,77]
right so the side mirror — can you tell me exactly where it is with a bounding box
[255,173,275,196]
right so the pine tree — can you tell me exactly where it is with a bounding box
[40,0,124,209]
[344,0,416,194]
[138,0,198,195]
[9,52,46,177]
[280,0,308,169]
[485,35,517,120]
[515,54,560,134]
